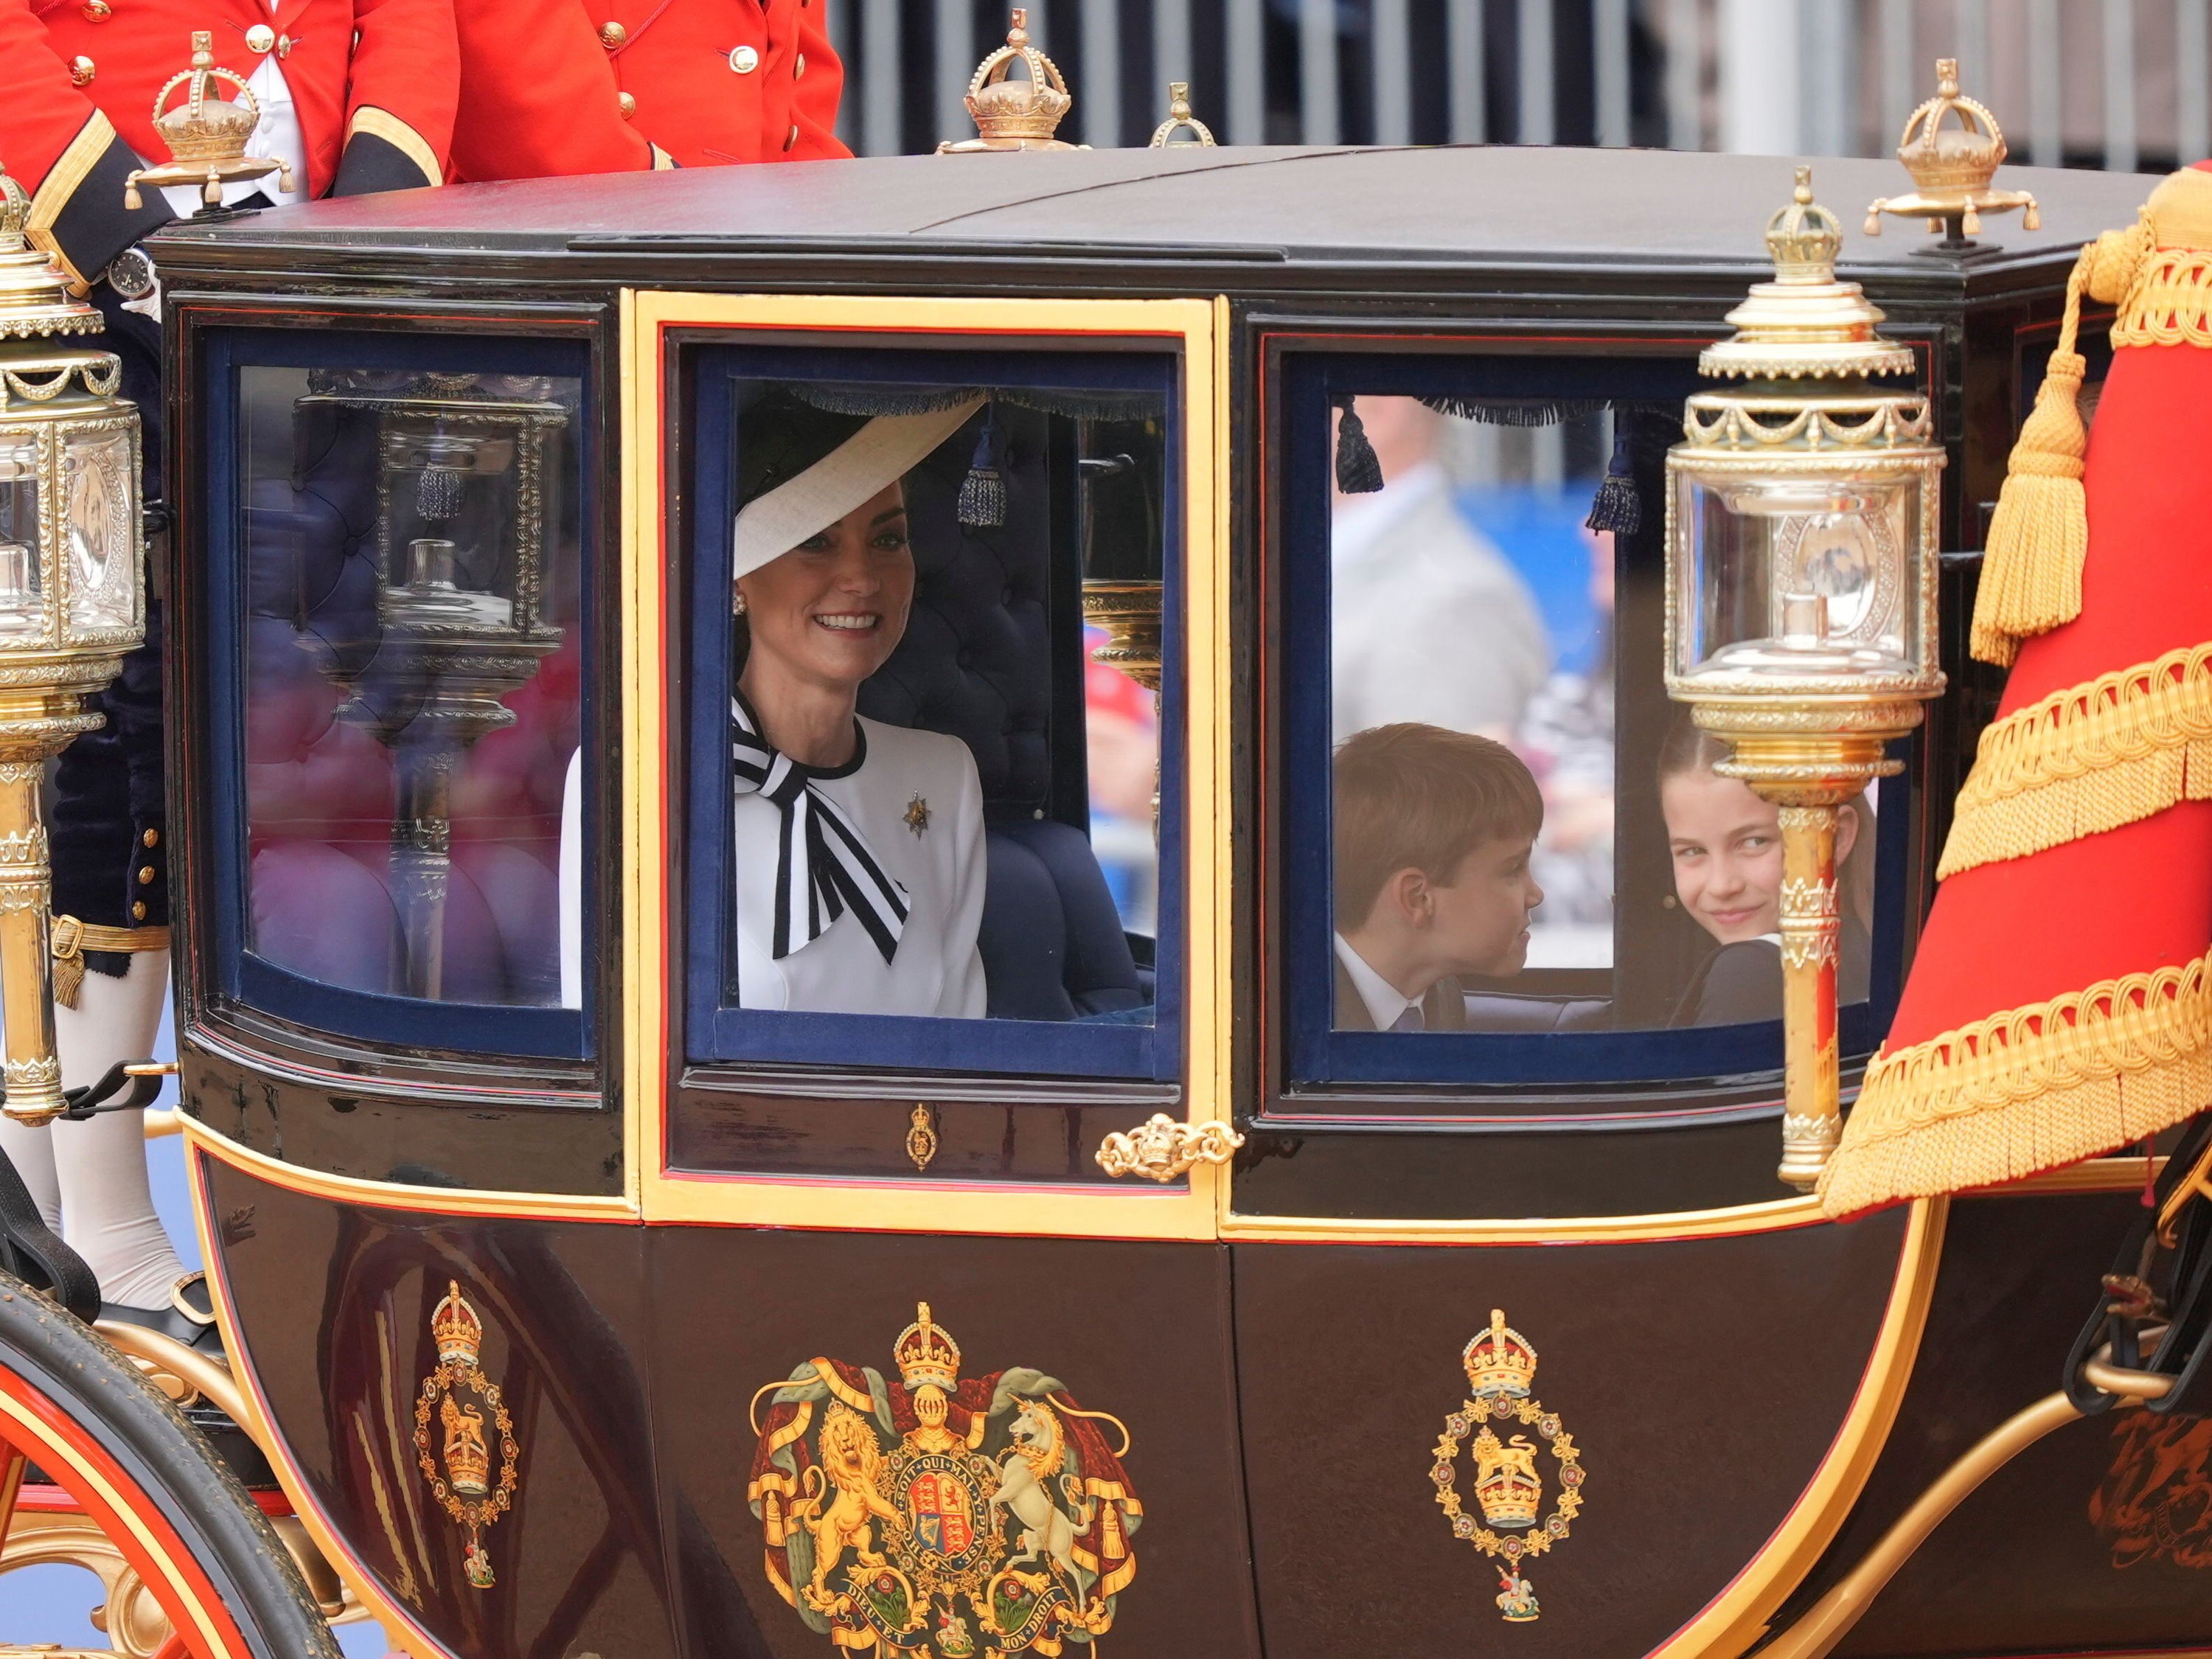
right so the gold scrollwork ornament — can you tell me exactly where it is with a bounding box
[1432,1310,1587,1623]
[1094,1113,1242,1181]
[413,1281,518,1590]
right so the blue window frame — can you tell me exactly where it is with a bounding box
[684,344,1183,1080]
[1282,350,1912,1090]
[201,328,594,1060]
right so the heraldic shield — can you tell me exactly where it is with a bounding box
[748,1303,1142,1656]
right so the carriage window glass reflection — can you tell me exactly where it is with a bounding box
[239,366,583,1009]
[714,377,1166,1037]
[1324,395,1879,1037]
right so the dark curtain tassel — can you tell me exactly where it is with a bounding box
[957,411,1007,529]
[1335,397,1384,494]
[1585,423,1641,536]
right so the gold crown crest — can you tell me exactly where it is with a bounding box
[1463,1308,1538,1400]
[431,1281,484,1368]
[939,10,1078,153]
[124,32,294,209]
[894,1301,962,1392]
[1864,59,2039,238]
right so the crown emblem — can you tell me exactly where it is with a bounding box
[0,162,99,341]
[1471,1427,1545,1529]
[431,1280,484,1367]
[1462,1308,1537,1400]
[939,10,1079,153]
[893,1301,962,1392]
[1764,167,1843,284]
[124,32,294,210]
[1865,59,2039,241]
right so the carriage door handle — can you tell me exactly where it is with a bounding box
[1095,1114,1244,1182]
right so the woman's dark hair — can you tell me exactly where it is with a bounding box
[1656,709,1877,928]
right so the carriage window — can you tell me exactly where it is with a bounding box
[1297,375,1905,1088]
[684,350,1177,1079]
[220,344,588,1055]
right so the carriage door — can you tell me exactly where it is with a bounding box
[625,292,1262,1659]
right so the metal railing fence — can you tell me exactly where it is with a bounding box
[830,0,2211,173]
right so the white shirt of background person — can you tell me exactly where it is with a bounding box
[1330,454,1552,745]
[150,7,307,218]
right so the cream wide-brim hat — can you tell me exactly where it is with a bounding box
[731,397,984,580]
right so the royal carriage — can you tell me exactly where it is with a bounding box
[0,31,2197,1659]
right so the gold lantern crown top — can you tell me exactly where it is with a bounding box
[0,167,99,341]
[939,10,1077,152]
[1698,167,1914,382]
[1150,82,1218,148]
[1865,59,2039,237]
[893,1301,963,1391]
[124,32,293,209]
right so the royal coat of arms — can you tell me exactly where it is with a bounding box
[413,1281,518,1590]
[1431,1309,1587,1623]
[748,1302,1142,1655]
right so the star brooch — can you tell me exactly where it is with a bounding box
[904,793,931,838]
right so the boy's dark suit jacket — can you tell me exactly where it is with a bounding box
[1332,956,1469,1032]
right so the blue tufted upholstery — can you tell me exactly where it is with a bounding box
[857,406,1150,1022]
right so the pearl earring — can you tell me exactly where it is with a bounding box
[734,592,748,616]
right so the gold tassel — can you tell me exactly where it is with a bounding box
[51,947,81,1010]
[1970,218,2157,668]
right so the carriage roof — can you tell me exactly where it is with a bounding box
[150,145,2152,293]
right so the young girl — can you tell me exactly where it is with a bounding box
[1657,717,1872,1028]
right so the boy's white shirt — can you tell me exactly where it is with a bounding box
[1334,932,1422,1032]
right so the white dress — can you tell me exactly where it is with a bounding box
[732,717,988,1017]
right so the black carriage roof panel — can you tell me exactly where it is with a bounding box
[147,146,2152,293]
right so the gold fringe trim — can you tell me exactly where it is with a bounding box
[1818,947,2212,1217]
[1940,641,2212,878]
[1970,216,2157,669]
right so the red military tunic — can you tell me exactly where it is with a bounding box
[0,0,458,290]
[451,0,848,181]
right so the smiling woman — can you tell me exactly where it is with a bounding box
[727,393,990,1015]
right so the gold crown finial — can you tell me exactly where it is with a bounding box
[123,30,294,211]
[1865,57,2039,242]
[938,8,1080,153]
[1462,1307,1540,1400]
[1766,165,1843,282]
[1150,80,1218,148]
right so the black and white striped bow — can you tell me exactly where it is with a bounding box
[731,693,910,964]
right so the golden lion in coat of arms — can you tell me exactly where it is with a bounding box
[748,1303,1141,1656]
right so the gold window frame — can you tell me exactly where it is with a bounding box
[619,289,1231,1241]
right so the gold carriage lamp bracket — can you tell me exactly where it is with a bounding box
[1096,1113,1244,1182]
[1664,168,1946,1192]
[1150,83,1218,148]
[122,31,293,212]
[938,10,1086,153]
[1865,58,2040,253]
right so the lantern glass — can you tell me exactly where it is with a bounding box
[63,425,136,633]
[1671,459,1928,689]
[0,437,43,636]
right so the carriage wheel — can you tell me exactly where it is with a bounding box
[0,1272,340,1658]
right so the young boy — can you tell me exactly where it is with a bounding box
[1332,723,1545,1032]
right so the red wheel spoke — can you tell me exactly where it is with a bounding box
[0,1436,25,1555]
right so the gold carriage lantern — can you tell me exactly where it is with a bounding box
[1665,168,1946,1191]
[0,169,145,1125]
[290,373,568,999]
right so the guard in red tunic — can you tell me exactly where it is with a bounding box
[449,0,848,181]
[0,0,456,293]
[0,7,456,1338]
